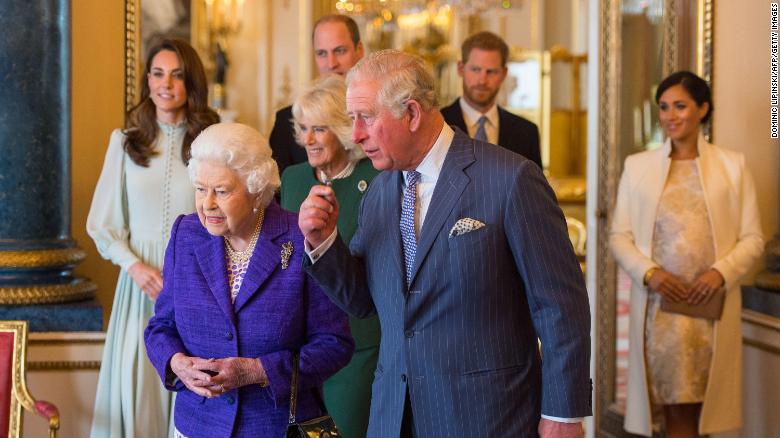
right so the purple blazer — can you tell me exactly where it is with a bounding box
[144,202,354,438]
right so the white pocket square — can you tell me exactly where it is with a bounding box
[448,218,485,237]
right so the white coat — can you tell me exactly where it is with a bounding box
[609,134,764,436]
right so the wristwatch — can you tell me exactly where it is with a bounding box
[643,267,660,286]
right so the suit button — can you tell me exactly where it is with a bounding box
[224,332,233,340]
[226,395,235,404]
[404,330,414,338]
[401,374,407,382]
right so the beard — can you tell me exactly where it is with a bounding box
[463,85,499,109]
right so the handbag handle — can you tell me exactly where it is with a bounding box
[288,351,300,425]
[288,350,330,426]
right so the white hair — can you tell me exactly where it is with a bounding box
[346,49,438,118]
[188,123,280,208]
[292,75,365,162]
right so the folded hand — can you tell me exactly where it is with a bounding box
[688,269,724,305]
[196,357,267,395]
[169,353,218,397]
[647,269,689,302]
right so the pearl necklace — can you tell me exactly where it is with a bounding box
[224,210,265,264]
[317,160,357,184]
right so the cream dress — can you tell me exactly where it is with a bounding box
[87,122,194,438]
[645,159,714,405]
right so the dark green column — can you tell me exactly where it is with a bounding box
[0,0,96,305]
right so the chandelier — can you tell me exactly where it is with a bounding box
[334,0,518,16]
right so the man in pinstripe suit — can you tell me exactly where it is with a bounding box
[299,50,591,437]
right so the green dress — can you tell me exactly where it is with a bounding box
[280,158,381,438]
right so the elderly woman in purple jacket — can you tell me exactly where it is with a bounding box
[144,122,354,438]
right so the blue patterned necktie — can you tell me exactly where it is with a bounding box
[400,171,421,285]
[474,115,488,142]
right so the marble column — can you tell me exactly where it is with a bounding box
[0,0,95,304]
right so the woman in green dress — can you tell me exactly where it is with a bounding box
[280,75,379,438]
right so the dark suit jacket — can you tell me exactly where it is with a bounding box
[145,202,354,438]
[269,105,308,175]
[305,130,591,437]
[441,98,542,168]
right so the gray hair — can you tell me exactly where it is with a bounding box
[292,76,365,163]
[346,49,438,118]
[188,123,280,208]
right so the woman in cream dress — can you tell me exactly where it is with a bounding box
[610,71,763,437]
[87,39,219,438]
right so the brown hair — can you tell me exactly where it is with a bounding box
[312,14,361,45]
[461,31,509,66]
[124,38,220,167]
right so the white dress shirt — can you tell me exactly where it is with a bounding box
[459,98,499,145]
[402,123,453,237]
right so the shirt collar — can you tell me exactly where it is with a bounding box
[459,98,499,129]
[403,123,454,185]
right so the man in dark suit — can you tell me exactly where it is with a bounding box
[299,50,590,437]
[269,14,364,175]
[441,31,542,169]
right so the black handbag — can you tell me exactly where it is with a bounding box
[285,351,341,438]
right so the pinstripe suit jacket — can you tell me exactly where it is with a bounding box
[306,129,591,437]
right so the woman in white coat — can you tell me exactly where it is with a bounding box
[610,71,763,437]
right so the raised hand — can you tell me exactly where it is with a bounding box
[127,262,164,299]
[298,185,340,249]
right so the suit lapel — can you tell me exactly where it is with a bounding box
[446,98,469,133]
[387,172,405,285]
[233,202,288,313]
[195,234,236,326]
[497,106,514,147]
[409,132,474,285]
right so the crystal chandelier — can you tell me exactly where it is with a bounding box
[334,0,518,16]
[444,0,516,15]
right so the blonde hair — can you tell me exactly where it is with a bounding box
[292,75,364,162]
[346,50,438,118]
[188,123,280,208]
